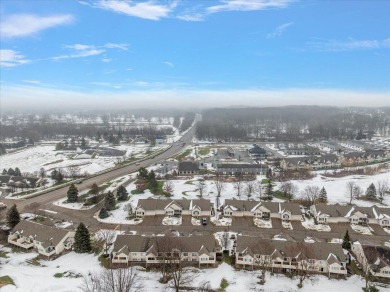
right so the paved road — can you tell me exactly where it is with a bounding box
[0,115,198,213]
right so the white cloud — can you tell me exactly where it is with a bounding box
[177,0,294,22]
[267,22,293,38]
[2,84,389,111]
[0,49,30,67]
[105,43,128,51]
[97,0,174,20]
[307,38,390,52]
[207,0,294,14]
[164,61,174,67]
[52,43,128,60]
[0,14,73,38]
[23,80,41,84]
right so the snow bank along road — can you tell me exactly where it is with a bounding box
[0,118,198,217]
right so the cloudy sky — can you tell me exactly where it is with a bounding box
[1,0,389,110]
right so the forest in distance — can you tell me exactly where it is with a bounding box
[1,106,389,143]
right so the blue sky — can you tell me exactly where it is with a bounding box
[1,0,389,110]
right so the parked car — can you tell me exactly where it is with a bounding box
[0,203,7,210]
[202,218,207,225]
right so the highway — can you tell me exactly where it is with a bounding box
[0,115,199,213]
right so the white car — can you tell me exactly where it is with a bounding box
[0,203,7,210]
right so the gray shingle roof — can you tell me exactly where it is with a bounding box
[113,234,219,254]
[178,161,199,172]
[236,236,346,262]
[12,220,72,248]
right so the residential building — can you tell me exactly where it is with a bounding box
[216,163,268,175]
[177,161,199,175]
[311,205,390,227]
[280,155,340,171]
[248,144,267,159]
[223,199,302,221]
[234,236,347,276]
[134,198,212,217]
[8,220,75,257]
[352,242,390,279]
[111,235,221,267]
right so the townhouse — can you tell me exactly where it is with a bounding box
[280,155,340,171]
[283,147,321,156]
[341,150,389,166]
[222,199,302,221]
[8,220,75,257]
[111,234,221,267]
[177,161,199,175]
[311,204,390,227]
[216,163,268,175]
[234,236,347,276]
[134,198,213,218]
[352,242,390,279]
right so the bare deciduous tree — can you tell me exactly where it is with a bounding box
[214,175,225,197]
[345,181,357,204]
[196,180,207,198]
[279,181,298,201]
[233,175,244,198]
[82,267,143,292]
[252,241,272,285]
[67,165,81,179]
[97,229,117,256]
[245,181,256,200]
[196,281,212,292]
[301,186,320,205]
[163,180,174,195]
[295,243,316,288]
[376,180,389,204]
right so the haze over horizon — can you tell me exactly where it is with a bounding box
[1,0,389,110]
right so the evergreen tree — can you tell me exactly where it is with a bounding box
[2,169,7,175]
[7,204,20,228]
[98,208,109,219]
[366,183,377,200]
[74,223,91,253]
[7,168,15,176]
[319,187,328,203]
[266,180,273,200]
[81,137,86,147]
[148,170,156,181]
[342,230,351,249]
[14,167,22,177]
[57,170,64,182]
[67,183,79,203]
[148,177,158,191]
[116,185,129,201]
[137,167,149,180]
[104,191,116,210]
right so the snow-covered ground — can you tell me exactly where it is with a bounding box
[211,217,232,226]
[282,221,293,230]
[0,144,167,176]
[254,218,273,228]
[1,247,388,292]
[350,224,374,235]
[279,171,390,206]
[301,218,331,232]
[162,216,182,226]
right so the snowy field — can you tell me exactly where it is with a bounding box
[0,247,384,292]
[0,144,167,176]
[280,171,390,206]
